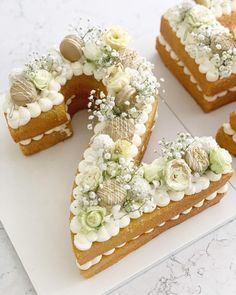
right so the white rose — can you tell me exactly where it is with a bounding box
[165,159,191,191]
[104,66,130,93]
[83,43,102,61]
[104,26,130,51]
[184,6,215,28]
[78,166,103,191]
[32,69,51,90]
[194,136,218,153]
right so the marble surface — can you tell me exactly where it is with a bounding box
[1,0,236,294]
[1,218,236,295]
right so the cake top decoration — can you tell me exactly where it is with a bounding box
[3,22,158,130]
[164,1,236,81]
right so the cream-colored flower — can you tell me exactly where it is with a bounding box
[104,66,130,93]
[83,42,102,61]
[165,159,191,191]
[78,166,103,191]
[185,145,209,174]
[77,206,106,233]
[209,147,232,174]
[104,26,130,51]
[31,69,51,90]
[112,139,132,160]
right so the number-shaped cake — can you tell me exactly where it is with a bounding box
[2,22,233,278]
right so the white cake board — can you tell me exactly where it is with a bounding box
[0,99,236,295]
[1,0,236,293]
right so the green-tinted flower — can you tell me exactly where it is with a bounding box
[77,206,106,233]
[31,69,51,90]
[184,6,215,28]
[112,139,132,160]
[209,147,232,174]
[143,158,165,183]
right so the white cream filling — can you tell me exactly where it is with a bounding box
[19,123,72,145]
[159,34,236,102]
[223,122,236,142]
[76,183,228,270]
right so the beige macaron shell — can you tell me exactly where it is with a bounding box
[60,35,83,62]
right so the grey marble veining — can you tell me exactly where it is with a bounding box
[1,0,236,294]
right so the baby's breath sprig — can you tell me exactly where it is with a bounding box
[159,132,193,160]
[70,20,103,43]
[24,52,53,79]
[87,90,116,131]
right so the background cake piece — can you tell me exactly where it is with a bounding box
[157,2,236,111]
[216,110,236,155]
[156,37,236,112]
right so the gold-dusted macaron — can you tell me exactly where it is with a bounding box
[59,35,83,62]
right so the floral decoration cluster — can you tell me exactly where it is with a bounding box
[74,133,232,234]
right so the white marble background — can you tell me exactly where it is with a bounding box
[1,0,236,294]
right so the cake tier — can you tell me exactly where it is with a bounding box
[79,190,226,278]
[7,103,68,142]
[72,172,231,265]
